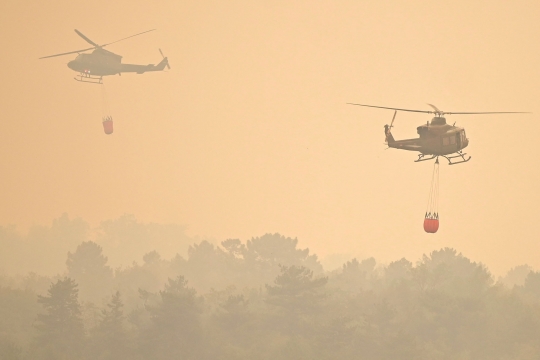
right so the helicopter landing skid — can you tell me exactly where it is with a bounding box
[415,151,471,165]
[74,73,103,84]
[441,151,471,165]
[415,154,437,162]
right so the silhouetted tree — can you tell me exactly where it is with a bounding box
[185,241,228,292]
[91,291,132,359]
[412,248,493,297]
[501,264,532,288]
[266,265,328,338]
[385,258,413,285]
[0,287,40,360]
[332,257,378,293]
[66,241,113,303]
[114,251,173,313]
[245,234,322,272]
[143,250,162,265]
[141,276,204,360]
[267,266,327,307]
[32,277,85,359]
[221,239,245,258]
[97,215,192,268]
[523,271,540,298]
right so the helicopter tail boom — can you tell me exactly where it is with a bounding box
[119,56,169,74]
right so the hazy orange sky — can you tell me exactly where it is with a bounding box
[1,1,539,274]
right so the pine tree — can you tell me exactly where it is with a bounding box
[32,277,85,359]
[141,276,203,360]
[92,291,131,359]
[66,241,113,303]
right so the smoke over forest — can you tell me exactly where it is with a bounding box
[2,0,539,358]
[1,215,539,359]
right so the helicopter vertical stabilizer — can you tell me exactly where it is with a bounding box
[154,56,169,71]
[384,110,397,143]
[384,126,395,143]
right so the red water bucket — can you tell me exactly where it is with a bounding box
[423,218,439,233]
[102,119,113,135]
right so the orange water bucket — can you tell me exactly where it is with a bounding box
[102,118,113,135]
[423,218,439,233]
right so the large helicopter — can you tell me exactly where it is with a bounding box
[348,103,527,165]
[40,29,169,84]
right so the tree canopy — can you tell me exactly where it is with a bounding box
[1,233,540,359]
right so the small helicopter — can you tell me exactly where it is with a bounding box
[40,29,169,84]
[348,103,527,165]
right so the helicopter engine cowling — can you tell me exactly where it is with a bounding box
[430,117,447,125]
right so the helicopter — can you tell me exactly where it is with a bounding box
[348,103,527,165]
[40,29,170,84]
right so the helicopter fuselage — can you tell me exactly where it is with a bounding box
[387,117,469,156]
[68,51,121,76]
[67,48,168,77]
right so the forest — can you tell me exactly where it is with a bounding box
[1,215,540,359]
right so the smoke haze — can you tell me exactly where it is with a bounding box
[1,0,540,358]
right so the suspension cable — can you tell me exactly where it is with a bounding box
[101,83,110,117]
[425,158,440,219]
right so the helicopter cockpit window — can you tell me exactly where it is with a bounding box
[443,137,450,146]
[449,136,456,145]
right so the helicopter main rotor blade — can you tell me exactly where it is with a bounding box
[348,103,530,116]
[444,111,531,115]
[389,110,397,130]
[427,103,442,113]
[347,103,433,114]
[40,29,158,60]
[74,29,99,47]
[101,29,156,47]
[39,47,95,59]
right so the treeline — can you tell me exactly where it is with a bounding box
[0,214,193,276]
[1,233,540,359]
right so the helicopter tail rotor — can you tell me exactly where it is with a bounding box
[384,111,397,143]
[388,110,397,132]
[159,49,171,69]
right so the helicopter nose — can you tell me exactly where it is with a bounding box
[67,60,76,70]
